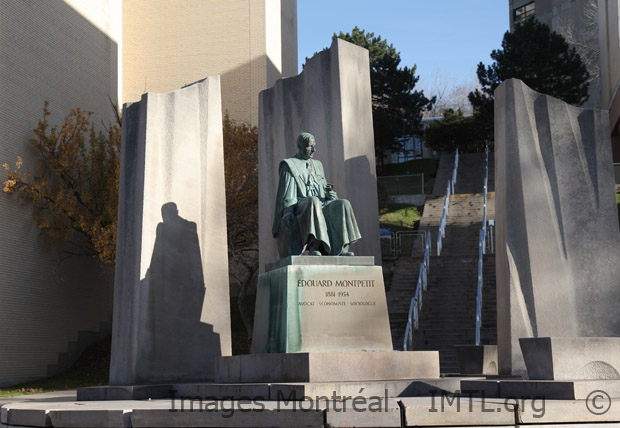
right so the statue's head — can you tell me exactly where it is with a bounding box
[161,202,179,222]
[296,132,316,160]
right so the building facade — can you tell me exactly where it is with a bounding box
[598,0,620,168]
[122,0,297,126]
[509,0,601,108]
[0,0,296,387]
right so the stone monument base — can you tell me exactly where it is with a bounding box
[252,256,394,354]
[461,378,620,400]
[214,351,439,383]
[454,345,498,375]
[77,375,459,402]
[520,337,620,380]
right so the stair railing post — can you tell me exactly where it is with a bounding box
[426,231,431,264]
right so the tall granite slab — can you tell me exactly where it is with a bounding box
[109,77,231,385]
[258,38,380,271]
[495,79,620,375]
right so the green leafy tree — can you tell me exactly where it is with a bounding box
[469,18,590,140]
[424,109,486,153]
[333,27,434,164]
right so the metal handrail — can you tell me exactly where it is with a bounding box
[403,230,431,351]
[436,149,459,256]
[475,143,489,346]
[451,149,459,194]
[391,230,428,257]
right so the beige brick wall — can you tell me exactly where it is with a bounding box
[0,0,120,386]
[122,0,297,126]
[0,0,297,386]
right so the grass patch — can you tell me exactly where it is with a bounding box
[379,203,421,232]
[378,159,438,178]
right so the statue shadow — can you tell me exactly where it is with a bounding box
[137,202,220,383]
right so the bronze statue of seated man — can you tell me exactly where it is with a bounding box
[272,132,361,257]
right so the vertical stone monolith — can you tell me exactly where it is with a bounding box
[109,77,231,385]
[495,79,620,375]
[258,38,381,271]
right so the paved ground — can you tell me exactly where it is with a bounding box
[2,388,620,427]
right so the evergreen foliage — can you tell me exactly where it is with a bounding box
[469,18,590,140]
[424,109,486,153]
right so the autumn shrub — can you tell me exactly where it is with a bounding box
[3,102,121,264]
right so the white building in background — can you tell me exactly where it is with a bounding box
[0,0,297,387]
[598,0,620,172]
[509,0,620,177]
[384,116,454,165]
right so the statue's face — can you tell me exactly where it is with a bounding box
[298,138,316,160]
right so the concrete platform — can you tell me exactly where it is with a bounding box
[461,378,620,400]
[215,351,439,383]
[77,378,467,401]
[5,392,620,427]
[520,337,620,380]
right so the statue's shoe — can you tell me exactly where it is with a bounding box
[340,251,354,256]
[308,250,322,256]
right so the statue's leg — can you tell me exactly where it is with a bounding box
[295,196,331,255]
[277,215,304,258]
[323,199,362,255]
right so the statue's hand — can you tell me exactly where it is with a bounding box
[326,190,338,201]
[282,211,296,227]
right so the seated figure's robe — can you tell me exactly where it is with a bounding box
[272,154,361,257]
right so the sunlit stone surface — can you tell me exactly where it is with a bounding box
[495,79,620,375]
[109,77,231,385]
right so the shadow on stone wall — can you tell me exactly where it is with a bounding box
[137,202,220,383]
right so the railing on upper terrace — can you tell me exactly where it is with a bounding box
[436,149,459,256]
[390,230,428,257]
[403,230,431,351]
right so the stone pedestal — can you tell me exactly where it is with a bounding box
[109,77,231,385]
[215,351,440,383]
[454,345,498,375]
[233,256,440,384]
[520,337,620,380]
[251,256,392,354]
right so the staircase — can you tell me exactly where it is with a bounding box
[386,152,497,374]
[47,315,112,377]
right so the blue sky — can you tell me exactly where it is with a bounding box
[297,1,509,90]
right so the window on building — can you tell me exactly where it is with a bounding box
[514,1,535,24]
[396,137,422,163]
